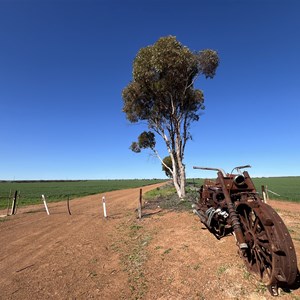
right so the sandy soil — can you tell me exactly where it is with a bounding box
[0,184,299,300]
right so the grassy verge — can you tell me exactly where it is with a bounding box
[143,183,196,212]
[111,216,152,299]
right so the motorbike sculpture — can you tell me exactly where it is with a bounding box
[192,165,298,296]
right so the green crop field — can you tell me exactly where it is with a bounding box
[0,179,166,210]
[1,176,299,211]
[252,177,300,202]
[189,177,300,203]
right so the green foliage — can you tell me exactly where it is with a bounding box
[129,141,141,153]
[123,35,218,128]
[130,131,156,153]
[138,131,155,149]
[0,179,166,209]
[162,156,173,178]
[197,49,219,78]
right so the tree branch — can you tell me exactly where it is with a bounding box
[152,148,173,176]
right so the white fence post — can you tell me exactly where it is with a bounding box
[41,194,50,215]
[261,185,267,203]
[102,196,107,218]
[265,185,269,201]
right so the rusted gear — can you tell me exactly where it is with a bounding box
[236,201,297,296]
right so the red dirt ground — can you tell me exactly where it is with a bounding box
[0,183,299,300]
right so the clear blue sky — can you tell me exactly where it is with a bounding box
[1,0,299,180]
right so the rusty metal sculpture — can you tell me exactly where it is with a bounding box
[192,165,298,296]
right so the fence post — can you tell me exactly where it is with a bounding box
[138,188,142,220]
[102,196,107,218]
[10,190,18,215]
[261,185,267,203]
[41,195,50,215]
[67,195,71,215]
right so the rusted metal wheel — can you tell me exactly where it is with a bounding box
[237,202,298,296]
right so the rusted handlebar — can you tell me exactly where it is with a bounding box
[193,166,226,177]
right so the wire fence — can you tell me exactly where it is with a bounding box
[0,179,166,210]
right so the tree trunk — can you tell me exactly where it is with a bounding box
[169,146,186,199]
[178,160,186,198]
[161,129,186,199]
[172,169,186,199]
[172,176,184,199]
[175,129,186,199]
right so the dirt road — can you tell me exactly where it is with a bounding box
[0,184,299,299]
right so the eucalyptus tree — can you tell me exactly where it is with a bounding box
[122,36,219,198]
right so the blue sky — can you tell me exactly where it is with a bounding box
[0,0,299,180]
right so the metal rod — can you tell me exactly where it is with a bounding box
[217,172,247,249]
[193,166,226,177]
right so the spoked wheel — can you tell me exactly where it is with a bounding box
[237,202,298,296]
